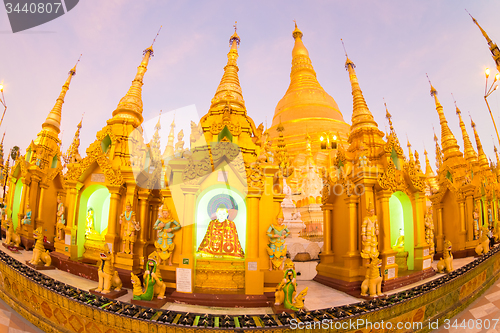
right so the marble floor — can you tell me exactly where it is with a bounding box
[0,246,494,331]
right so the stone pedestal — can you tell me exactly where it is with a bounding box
[115,252,140,272]
[89,288,128,299]
[195,259,245,291]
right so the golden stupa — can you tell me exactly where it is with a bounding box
[269,23,350,166]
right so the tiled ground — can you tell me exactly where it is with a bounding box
[0,298,43,333]
[0,247,498,331]
[435,272,500,333]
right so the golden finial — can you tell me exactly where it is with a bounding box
[1,132,4,145]
[69,54,82,76]
[78,113,84,129]
[146,25,162,56]
[433,125,438,142]
[341,39,355,69]
[406,134,411,149]
[292,20,303,39]
[384,98,394,132]
[230,21,240,46]
[155,110,162,130]
[426,73,437,96]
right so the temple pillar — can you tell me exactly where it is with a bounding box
[436,205,444,253]
[322,204,333,255]
[377,189,398,281]
[137,189,150,259]
[65,180,83,259]
[341,195,361,271]
[180,185,198,257]
[245,188,263,295]
[105,185,122,253]
[178,185,198,293]
[457,199,466,250]
[246,189,261,259]
[36,183,49,230]
[413,192,432,271]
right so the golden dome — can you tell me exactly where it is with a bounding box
[269,23,349,157]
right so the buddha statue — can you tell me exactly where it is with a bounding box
[120,200,140,254]
[197,204,244,258]
[473,205,480,240]
[56,195,66,241]
[361,201,379,259]
[425,208,435,254]
[266,208,290,271]
[393,228,405,252]
[154,205,181,265]
[85,208,97,236]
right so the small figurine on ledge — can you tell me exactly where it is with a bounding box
[274,259,308,310]
[21,202,32,230]
[132,251,166,301]
[120,200,140,254]
[475,226,490,256]
[29,227,52,267]
[360,254,383,298]
[4,219,21,247]
[473,205,480,240]
[55,195,66,241]
[425,207,435,255]
[154,205,180,265]
[361,201,379,259]
[266,208,290,271]
[437,240,453,273]
[96,244,122,294]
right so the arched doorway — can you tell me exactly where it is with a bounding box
[11,180,23,229]
[389,191,415,270]
[77,185,111,257]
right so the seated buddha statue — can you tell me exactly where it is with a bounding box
[197,204,244,258]
[393,228,405,252]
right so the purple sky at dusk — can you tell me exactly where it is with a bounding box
[1,1,500,171]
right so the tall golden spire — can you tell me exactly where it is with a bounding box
[112,28,161,127]
[210,22,245,110]
[345,50,380,134]
[455,103,478,164]
[427,77,462,161]
[163,115,175,157]
[434,129,443,170]
[42,57,80,135]
[407,139,414,163]
[468,12,500,69]
[470,116,490,170]
[424,149,435,177]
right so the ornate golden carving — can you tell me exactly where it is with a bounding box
[378,158,397,192]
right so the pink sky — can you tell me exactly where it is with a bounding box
[1,1,500,170]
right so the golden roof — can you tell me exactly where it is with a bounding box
[455,105,478,164]
[470,117,490,170]
[42,64,77,135]
[111,46,154,127]
[429,82,462,162]
[271,23,347,131]
[210,28,245,110]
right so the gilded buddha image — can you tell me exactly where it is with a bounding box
[197,203,244,258]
